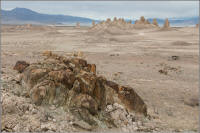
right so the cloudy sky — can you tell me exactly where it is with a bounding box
[1,1,199,20]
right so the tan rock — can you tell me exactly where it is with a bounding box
[163,18,170,28]
[92,21,95,27]
[42,50,52,57]
[152,19,159,26]
[13,61,30,73]
[140,16,145,23]
[106,18,111,23]
[77,51,83,57]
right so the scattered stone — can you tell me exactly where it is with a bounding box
[158,69,168,75]
[184,97,199,107]
[31,108,38,114]
[171,56,179,60]
[72,120,93,131]
[41,123,56,131]
[158,63,182,75]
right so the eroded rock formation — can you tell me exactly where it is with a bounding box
[152,19,159,27]
[92,21,96,27]
[163,18,170,29]
[13,51,147,130]
[76,22,80,28]
[133,16,158,29]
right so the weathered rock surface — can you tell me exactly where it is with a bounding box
[12,52,147,130]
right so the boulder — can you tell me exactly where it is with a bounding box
[13,61,30,73]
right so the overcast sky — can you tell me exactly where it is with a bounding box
[1,1,199,20]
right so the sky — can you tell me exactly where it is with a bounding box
[1,1,199,20]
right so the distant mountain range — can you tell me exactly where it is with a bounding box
[148,17,199,27]
[1,8,199,27]
[1,8,97,25]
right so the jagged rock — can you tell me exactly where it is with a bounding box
[140,16,145,23]
[152,19,159,27]
[13,52,147,130]
[13,61,30,73]
[133,16,158,29]
[163,18,170,28]
[89,17,134,34]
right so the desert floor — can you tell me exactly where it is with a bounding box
[1,25,199,132]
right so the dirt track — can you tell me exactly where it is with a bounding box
[1,25,199,132]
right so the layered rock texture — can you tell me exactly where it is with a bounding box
[12,51,147,131]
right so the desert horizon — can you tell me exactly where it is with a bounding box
[1,1,199,133]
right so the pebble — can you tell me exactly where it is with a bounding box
[113,103,124,109]
[50,105,56,110]
[31,108,37,114]
[106,104,113,111]
[25,111,29,114]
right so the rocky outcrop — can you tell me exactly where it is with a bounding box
[13,52,147,130]
[152,19,159,27]
[133,16,157,29]
[90,17,133,31]
[163,18,170,29]
[14,61,30,73]
[89,16,159,35]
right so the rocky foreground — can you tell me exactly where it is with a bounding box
[1,51,161,132]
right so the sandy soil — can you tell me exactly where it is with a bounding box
[1,25,199,132]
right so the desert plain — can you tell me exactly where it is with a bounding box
[1,20,199,132]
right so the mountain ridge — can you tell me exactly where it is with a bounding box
[1,8,199,26]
